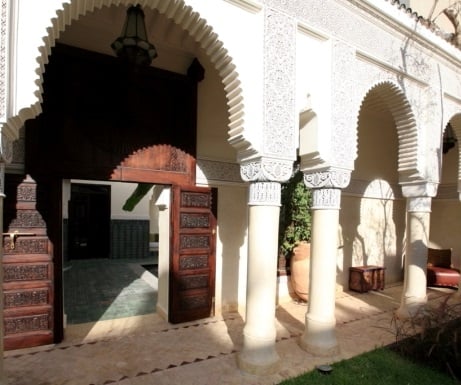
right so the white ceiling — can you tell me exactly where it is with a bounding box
[57,5,200,74]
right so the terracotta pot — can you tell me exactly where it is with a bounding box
[290,242,310,301]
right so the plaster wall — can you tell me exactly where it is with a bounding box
[196,52,236,162]
[339,194,406,289]
[430,143,461,266]
[430,199,461,269]
[214,185,248,314]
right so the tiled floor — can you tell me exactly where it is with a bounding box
[64,258,158,324]
[4,270,459,385]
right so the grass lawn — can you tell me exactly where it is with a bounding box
[278,347,458,385]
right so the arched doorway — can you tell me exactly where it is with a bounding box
[3,32,217,350]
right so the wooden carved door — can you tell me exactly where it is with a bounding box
[169,185,216,323]
[2,175,55,350]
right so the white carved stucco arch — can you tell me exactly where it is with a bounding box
[356,81,422,184]
[5,0,259,160]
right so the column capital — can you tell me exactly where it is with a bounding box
[401,182,438,199]
[303,169,351,189]
[240,158,293,183]
[248,181,281,206]
[406,196,432,213]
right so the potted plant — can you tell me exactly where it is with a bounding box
[278,167,312,301]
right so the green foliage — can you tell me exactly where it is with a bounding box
[278,169,312,256]
[278,347,457,385]
[122,183,154,211]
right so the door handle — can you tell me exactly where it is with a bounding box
[2,231,36,250]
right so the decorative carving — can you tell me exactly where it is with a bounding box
[181,191,210,208]
[240,158,293,182]
[4,263,50,282]
[312,188,342,209]
[0,131,13,163]
[0,0,7,121]
[263,8,297,158]
[3,238,48,254]
[121,145,192,174]
[4,289,49,308]
[180,235,210,249]
[303,170,351,189]
[180,295,208,310]
[248,181,281,206]
[9,210,46,228]
[178,275,208,290]
[180,213,210,229]
[179,255,209,270]
[17,183,36,201]
[4,314,50,335]
[196,159,243,185]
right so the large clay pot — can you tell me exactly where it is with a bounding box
[290,242,310,301]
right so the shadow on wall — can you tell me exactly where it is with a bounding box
[338,179,406,288]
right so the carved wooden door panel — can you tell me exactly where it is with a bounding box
[169,185,216,323]
[2,175,54,350]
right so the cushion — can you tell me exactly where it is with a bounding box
[427,248,452,269]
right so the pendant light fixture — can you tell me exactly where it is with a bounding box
[111,4,158,67]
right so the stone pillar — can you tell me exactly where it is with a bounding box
[299,170,350,356]
[397,184,436,318]
[237,181,282,374]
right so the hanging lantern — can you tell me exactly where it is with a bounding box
[111,5,158,67]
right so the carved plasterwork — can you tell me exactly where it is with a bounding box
[196,159,243,185]
[303,169,351,190]
[240,158,293,182]
[303,169,351,209]
[263,7,297,159]
[330,40,357,170]
[0,129,13,163]
[312,188,342,210]
[355,74,424,183]
[248,181,280,206]
[0,0,7,121]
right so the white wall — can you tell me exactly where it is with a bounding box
[63,179,151,221]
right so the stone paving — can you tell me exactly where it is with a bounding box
[4,285,457,385]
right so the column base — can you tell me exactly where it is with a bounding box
[300,315,339,356]
[396,295,427,319]
[237,353,280,376]
[237,334,280,375]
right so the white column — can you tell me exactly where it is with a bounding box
[237,181,281,375]
[397,195,432,318]
[299,170,350,356]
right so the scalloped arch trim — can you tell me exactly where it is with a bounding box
[359,81,420,182]
[14,0,246,153]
